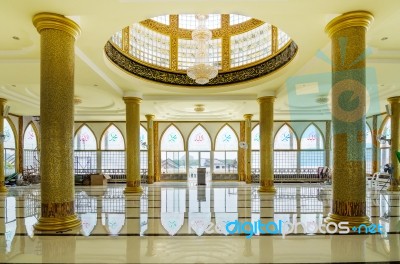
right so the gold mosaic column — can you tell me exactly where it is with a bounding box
[244,114,253,184]
[32,13,81,231]
[258,96,276,193]
[325,11,374,226]
[124,92,143,193]
[0,98,7,193]
[238,121,245,181]
[387,96,400,191]
[154,121,160,182]
[372,115,379,173]
[146,114,155,184]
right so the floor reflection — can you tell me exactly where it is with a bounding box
[1,183,400,263]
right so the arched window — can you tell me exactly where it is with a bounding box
[140,125,148,150]
[4,118,16,176]
[160,125,185,174]
[74,125,97,173]
[188,125,211,151]
[188,125,211,173]
[251,124,260,174]
[23,123,38,150]
[23,123,39,171]
[101,124,125,171]
[366,124,373,174]
[101,124,125,150]
[140,125,148,172]
[274,124,297,150]
[274,124,297,169]
[300,124,325,169]
[380,117,391,170]
[74,125,97,150]
[300,124,324,149]
[214,125,238,174]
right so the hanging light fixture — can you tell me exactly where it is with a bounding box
[187,15,218,85]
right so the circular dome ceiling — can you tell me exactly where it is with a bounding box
[105,14,298,87]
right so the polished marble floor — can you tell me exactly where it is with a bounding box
[0,182,400,263]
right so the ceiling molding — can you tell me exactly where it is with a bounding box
[75,47,123,95]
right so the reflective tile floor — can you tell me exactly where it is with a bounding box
[1,182,400,263]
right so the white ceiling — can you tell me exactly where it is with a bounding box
[1,0,399,121]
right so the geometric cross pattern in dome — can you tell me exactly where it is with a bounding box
[106,14,297,86]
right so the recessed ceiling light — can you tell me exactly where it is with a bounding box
[12,36,20,40]
[381,37,388,41]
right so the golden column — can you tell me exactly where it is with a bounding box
[258,95,276,193]
[124,92,143,193]
[0,98,7,193]
[146,114,155,184]
[32,13,81,231]
[387,96,400,191]
[238,121,245,181]
[244,114,253,184]
[325,11,374,226]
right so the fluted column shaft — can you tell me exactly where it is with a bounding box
[387,96,400,191]
[124,96,143,193]
[258,96,276,192]
[325,11,374,226]
[33,12,81,231]
[146,114,155,184]
[244,114,253,184]
[0,98,7,193]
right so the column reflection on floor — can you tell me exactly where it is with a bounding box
[1,183,400,263]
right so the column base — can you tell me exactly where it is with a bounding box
[258,185,276,193]
[147,175,154,184]
[387,185,400,192]
[0,186,8,194]
[325,213,371,227]
[34,214,81,231]
[124,186,143,193]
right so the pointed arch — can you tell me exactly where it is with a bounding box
[3,117,17,149]
[140,124,148,150]
[160,124,185,151]
[300,123,324,149]
[251,123,260,150]
[23,122,39,150]
[100,123,125,150]
[214,124,239,151]
[366,123,373,149]
[379,116,391,148]
[365,122,373,174]
[214,124,238,174]
[74,124,98,150]
[274,123,298,150]
[188,124,212,151]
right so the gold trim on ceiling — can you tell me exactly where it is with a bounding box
[104,40,298,87]
[140,16,265,39]
[107,13,297,82]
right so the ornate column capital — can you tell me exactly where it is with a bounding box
[33,12,81,39]
[257,96,275,104]
[325,11,374,38]
[0,98,7,105]
[123,97,142,104]
[243,114,253,120]
[145,114,155,121]
[388,96,400,104]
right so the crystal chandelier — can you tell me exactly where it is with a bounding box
[187,15,218,85]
